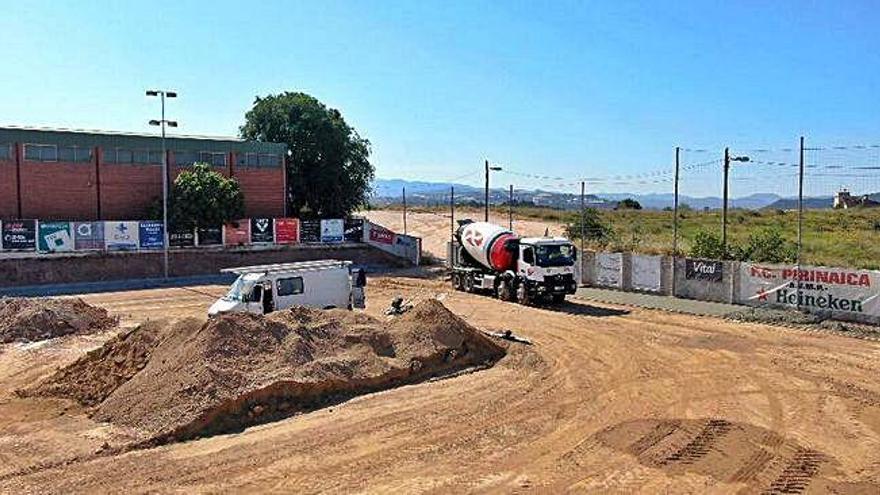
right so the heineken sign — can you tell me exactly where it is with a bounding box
[739,263,880,316]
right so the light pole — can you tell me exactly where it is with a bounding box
[484,159,502,222]
[721,147,750,255]
[147,89,177,279]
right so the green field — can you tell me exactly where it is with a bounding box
[383,204,880,270]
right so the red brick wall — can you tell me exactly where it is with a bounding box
[20,158,98,220]
[233,168,285,218]
[0,146,17,218]
[100,162,163,220]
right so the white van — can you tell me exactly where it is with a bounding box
[208,260,366,316]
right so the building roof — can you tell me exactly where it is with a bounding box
[0,125,287,154]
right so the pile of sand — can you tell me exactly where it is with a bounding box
[29,300,504,446]
[0,297,117,344]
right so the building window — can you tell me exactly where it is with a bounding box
[277,277,304,296]
[24,144,58,162]
[258,153,281,167]
[0,144,10,161]
[199,151,227,167]
[58,146,93,162]
[174,150,199,167]
[149,150,164,164]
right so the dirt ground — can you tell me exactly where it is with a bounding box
[362,209,566,259]
[2,271,880,493]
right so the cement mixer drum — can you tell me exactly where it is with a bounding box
[457,221,518,272]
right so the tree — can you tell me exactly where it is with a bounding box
[564,208,614,246]
[741,228,796,263]
[616,198,642,210]
[164,163,245,230]
[690,229,727,259]
[240,92,374,218]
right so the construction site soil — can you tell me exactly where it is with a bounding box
[2,270,880,493]
[24,300,504,447]
[0,297,116,344]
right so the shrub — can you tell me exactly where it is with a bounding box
[742,228,797,263]
[690,230,727,259]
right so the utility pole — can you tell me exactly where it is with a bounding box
[508,184,513,230]
[484,160,490,222]
[673,146,680,256]
[797,136,805,282]
[450,186,455,242]
[722,147,730,254]
[402,186,407,235]
[147,89,178,279]
[579,180,585,259]
[484,159,502,222]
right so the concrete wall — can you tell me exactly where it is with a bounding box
[0,243,407,288]
[363,220,421,265]
[672,257,736,303]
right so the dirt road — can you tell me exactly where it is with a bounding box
[362,209,565,259]
[2,273,880,493]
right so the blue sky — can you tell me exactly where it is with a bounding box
[1,1,878,196]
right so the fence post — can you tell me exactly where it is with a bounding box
[508,184,513,230]
[797,136,805,310]
[402,186,407,235]
[450,186,454,242]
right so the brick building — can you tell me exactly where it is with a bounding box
[0,126,287,221]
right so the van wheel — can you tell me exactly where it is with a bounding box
[552,294,565,304]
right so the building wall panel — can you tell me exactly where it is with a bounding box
[20,161,98,220]
[0,157,17,219]
[233,169,285,218]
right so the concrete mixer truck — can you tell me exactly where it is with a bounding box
[451,219,578,305]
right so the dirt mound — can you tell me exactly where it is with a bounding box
[25,319,198,406]
[35,300,504,446]
[0,297,117,344]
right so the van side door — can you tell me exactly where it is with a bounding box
[276,276,304,309]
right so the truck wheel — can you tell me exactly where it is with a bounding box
[516,282,530,305]
[552,294,566,304]
[497,280,513,301]
[464,273,475,293]
[452,272,462,291]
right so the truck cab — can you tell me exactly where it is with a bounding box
[516,237,578,303]
[208,260,367,316]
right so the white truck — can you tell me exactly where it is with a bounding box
[451,220,577,305]
[208,260,367,316]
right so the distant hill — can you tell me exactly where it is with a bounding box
[371,178,856,211]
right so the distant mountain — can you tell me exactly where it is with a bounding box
[764,196,833,210]
[371,178,843,211]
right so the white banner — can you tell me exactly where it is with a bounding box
[104,221,140,251]
[739,263,880,317]
[632,255,662,292]
[596,252,623,288]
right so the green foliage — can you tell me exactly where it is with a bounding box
[564,208,614,247]
[741,228,797,263]
[240,92,374,218]
[690,230,728,259]
[616,198,642,210]
[166,163,245,230]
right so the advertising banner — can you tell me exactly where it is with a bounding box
[739,263,880,317]
[73,222,104,250]
[196,226,223,246]
[320,219,344,243]
[686,258,723,282]
[632,255,662,292]
[250,218,274,244]
[138,221,165,250]
[299,219,321,243]
[169,228,196,248]
[1,220,36,251]
[224,220,250,246]
[344,218,364,242]
[104,221,140,251]
[38,221,73,252]
[368,223,395,245]
[274,218,299,244]
[596,252,623,288]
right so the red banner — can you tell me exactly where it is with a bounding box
[275,218,300,244]
[224,220,250,246]
[369,224,395,245]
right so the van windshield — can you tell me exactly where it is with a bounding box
[224,275,256,302]
[535,244,576,267]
